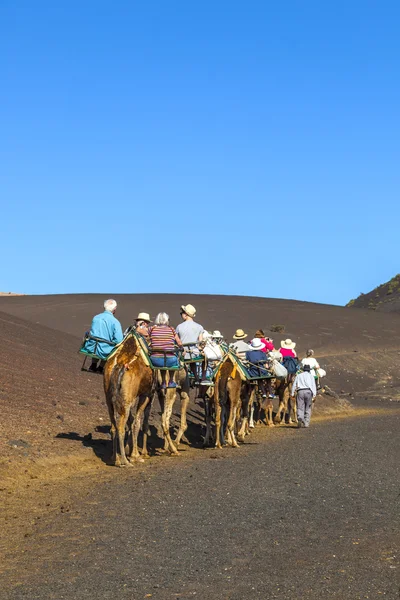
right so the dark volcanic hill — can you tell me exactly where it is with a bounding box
[347,274,400,313]
[0,293,399,354]
[0,294,399,465]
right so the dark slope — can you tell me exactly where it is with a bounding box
[0,310,105,460]
[0,294,399,464]
[347,273,400,313]
[0,293,399,356]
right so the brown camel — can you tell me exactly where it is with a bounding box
[273,374,297,424]
[156,366,190,455]
[204,356,242,448]
[104,334,155,466]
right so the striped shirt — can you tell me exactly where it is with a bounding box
[149,325,176,357]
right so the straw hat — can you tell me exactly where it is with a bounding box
[250,338,266,351]
[233,329,247,340]
[181,304,196,318]
[212,330,223,339]
[281,338,296,349]
[135,312,151,322]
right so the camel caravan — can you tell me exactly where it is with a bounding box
[79,300,327,466]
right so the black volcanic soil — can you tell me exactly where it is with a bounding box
[0,294,399,598]
[0,293,399,467]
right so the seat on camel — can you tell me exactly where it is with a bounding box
[227,350,274,383]
[148,348,183,371]
[79,333,119,371]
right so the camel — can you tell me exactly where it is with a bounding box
[204,355,242,448]
[103,334,155,466]
[156,366,190,456]
[273,374,297,425]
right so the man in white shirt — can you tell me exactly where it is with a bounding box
[176,304,204,383]
[229,329,251,360]
[301,349,320,377]
[175,304,204,357]
[291,364,317,428]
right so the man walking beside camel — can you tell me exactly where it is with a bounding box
[291,364,316,428]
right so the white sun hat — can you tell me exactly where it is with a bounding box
[212,330,223,339]
[281,338,296,349]
[135,312,151,322]
[250,338,266,351]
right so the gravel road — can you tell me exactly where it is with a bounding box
[3,408,400,600]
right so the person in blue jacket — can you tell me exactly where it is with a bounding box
[84,299,124,373]
[245,338,271,398]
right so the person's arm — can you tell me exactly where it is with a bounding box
[113,319,124,344]
[174,332,183,346]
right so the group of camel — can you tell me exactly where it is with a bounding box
[104,332,297,467]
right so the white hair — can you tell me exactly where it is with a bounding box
[306,349,314,357]
[104,299,117,312]
[155,312,169,326]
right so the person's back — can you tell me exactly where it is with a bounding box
[175,319,204,345]
[292,369,316,396]
[84,299,124,370]
[301,356,319,376]
[90,311,123,356]
[175,304,204,359]
[245,346,269,377]
[149,324,176,357]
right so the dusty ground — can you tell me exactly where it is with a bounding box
[0,294,399,598]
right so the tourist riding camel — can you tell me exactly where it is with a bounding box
[84,299,123,373]
[279,338,299,378]
[301,348,321,387]
[200,331,223,385]
[291,363,316,428]
[176,304,204,382]
[254,330,275,352]
[148,312,183,389]
[245,338,270,398]
[230,329,251,360]
[135,312,151,340]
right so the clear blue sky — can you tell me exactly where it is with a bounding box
[1,0,399,305]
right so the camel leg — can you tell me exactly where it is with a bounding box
[115,409,132,467]
[214,398,223,449]
[161,388,179,455]
[175,390,189,448]
[267,403,275,426]
[226,401,239,448]
[129,396,150,462]
[203,395,214,447]
[238,388,251,442]
[141,395,152,458]
[288,395,298,424]
[110,423,119,466]
[156,389,169,453]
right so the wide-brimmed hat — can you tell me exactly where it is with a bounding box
[135,312,151,322]
[181,304,196,318]
[212,330,223,339]
[202,331,212,340]
[281,338,296,349]
[250,338,266,351]
[233,329,247,340]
